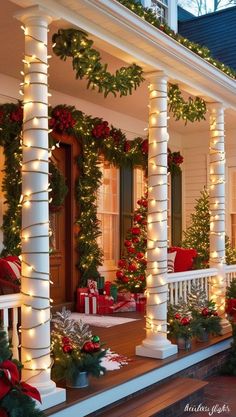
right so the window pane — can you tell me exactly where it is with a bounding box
[97,159,119,266]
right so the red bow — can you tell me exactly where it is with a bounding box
[0,360,41,403]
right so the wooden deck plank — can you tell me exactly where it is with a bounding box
[45,312,231,416]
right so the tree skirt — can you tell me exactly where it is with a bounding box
[70,313,139,328]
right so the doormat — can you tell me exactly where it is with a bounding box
[70,313,139,328]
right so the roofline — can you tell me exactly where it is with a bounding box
[10,0,236,110]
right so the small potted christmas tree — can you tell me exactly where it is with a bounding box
[51,308,106,388]
[188,285,222,342]
[225,278,236,323]
[168,300,193,350]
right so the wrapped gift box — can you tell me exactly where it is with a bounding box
[136,294,146,313]
[76,287,88,313]
[97,295,114,315]
[110,299,136,313]
[84,294,97,314]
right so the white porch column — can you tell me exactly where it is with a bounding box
[136,72,177,359]
[15,7,65,409]
[209,103,230,334]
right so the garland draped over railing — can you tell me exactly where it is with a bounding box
[117,0,236,80]
[52,29,207,124]
[0,103,183,286]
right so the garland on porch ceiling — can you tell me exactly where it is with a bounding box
[0,102,183,286]
[52,29,207,124]
[117,0,236,80]
[52,29,144,97]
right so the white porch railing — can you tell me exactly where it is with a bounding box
[0,293,21,360]
[0,265,235,359]
[225,264,236,287]
[167,268,218,305]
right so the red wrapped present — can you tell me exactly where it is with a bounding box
[136,294,146,313]
[104,281,112,296]
[84,294,97,314]
[110,299,136,313]
[76,288,88,313]
[97,295,114,315]
[117,291,133,302]
[87,279,98,294]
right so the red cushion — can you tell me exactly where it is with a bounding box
[168,247,197,272]
[0,256,21,282]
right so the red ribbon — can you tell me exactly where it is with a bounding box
[0,360,41,403]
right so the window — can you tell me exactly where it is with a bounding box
[150,0,168,24]
[133,167,146,207]
[97,159,120,273]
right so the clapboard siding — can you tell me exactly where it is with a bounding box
[183,150,208,229]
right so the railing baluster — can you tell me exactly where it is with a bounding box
[3,308,9,339]
[12,307,19,360]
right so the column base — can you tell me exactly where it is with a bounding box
[220,317,232,335]
[136,343,178,359]
[39,387,66,410]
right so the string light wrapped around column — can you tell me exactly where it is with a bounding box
[136,72,177,359]
[15,7,66,406]
[208,103,230,333]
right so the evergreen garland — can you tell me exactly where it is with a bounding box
[0,103,183,287]
[52,29,144,97]
[52,29,207,124]
[117,0,236,80]
[0,330,44,417]
[182,188,236,268]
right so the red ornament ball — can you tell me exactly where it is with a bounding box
[132,237,140,244]
[201,308,209,317]
[116,270,124,279]
[62,336,71,345]
[131,227,141,235]
[128,247,136,254]
[124,240,132,247]
[180,317,190,326]
[174,313,181,320]
[134,214,143,223]
[136,252,144,259]
[128,263,137,272]
[83,341,95,353]
[93,342,101,352]
[122,276,130,283]
[118,259,126,268]
[62,344,73,353]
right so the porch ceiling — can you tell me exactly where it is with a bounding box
[2,0,236,133]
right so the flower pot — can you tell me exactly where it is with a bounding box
[177,337,192,351]
[197,330,209,343]
[66,371,89,388]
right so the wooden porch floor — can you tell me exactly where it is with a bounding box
[45,312,232,417]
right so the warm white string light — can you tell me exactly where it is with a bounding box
[136,73,177,358]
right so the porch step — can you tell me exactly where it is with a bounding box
[93,377,208,417]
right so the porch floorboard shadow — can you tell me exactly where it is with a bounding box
[45,312,232,417]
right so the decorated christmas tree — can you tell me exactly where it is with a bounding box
[182,188,236,268]
[115,195,148,293]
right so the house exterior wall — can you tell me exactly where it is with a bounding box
[182,129,236,243]
[0,72,182,258]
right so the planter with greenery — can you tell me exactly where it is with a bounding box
[168,301,193,350]
[51,309,106,387]
[225,278,236,323]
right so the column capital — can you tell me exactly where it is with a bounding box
[145,71,168,82]
[14,5,58,25]
[208,102,225,112]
